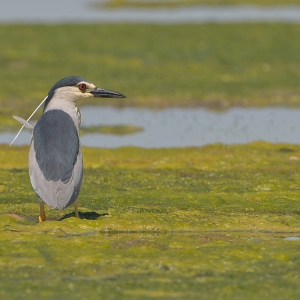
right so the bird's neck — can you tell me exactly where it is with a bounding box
[44,98,81,131]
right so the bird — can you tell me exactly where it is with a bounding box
[12,76,126,222]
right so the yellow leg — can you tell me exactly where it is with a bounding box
[39,201,46,222]
[74,199,79,218]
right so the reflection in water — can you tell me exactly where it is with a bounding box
[2,106,300,148]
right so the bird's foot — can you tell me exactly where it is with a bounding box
[39,201,46,222]
[38,214,46,222]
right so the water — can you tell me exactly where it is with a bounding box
[1,0,300,24]
[3,106,300,148]
[283,237,300,241]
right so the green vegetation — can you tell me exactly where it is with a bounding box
[1,22,300,298]
[1,23,300,130]
[99,0,300,8]
[80,124,143,135]
[0,143,300,299]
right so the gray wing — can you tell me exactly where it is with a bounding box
[29,110,83,210]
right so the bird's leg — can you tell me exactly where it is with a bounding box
[74,199,79,218]
[39,201,46,222]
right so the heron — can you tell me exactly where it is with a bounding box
[11,76,126,222]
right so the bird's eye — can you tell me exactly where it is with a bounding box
[78,83,86,91]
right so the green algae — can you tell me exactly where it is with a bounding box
[2,23,300,128]
[100,0,300,8]
[1,143,300,298]
[1,143,300,232]
[0,230,300,299]
[1,19,300,300]
[80,124,143,136]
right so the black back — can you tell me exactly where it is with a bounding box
[34,110,79,183]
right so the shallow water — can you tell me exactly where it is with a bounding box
[3,106,300,148]
[284,236,300,241]
[1,1,300,23]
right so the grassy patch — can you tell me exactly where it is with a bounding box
[1,23,300,129]
[1,20,300,300]
[0,143,300,298]
[80,124,143,135]
[99,0,300,8]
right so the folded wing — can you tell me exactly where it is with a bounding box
[29,110,83,209]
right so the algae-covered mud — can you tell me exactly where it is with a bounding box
[101,0,300,8]
[1,143,300,299]
[1,231,300,299]
[80,124,143,136]
[2,23,300,125]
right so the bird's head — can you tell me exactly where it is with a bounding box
[43,76,126,111]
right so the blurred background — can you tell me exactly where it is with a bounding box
[1,0,300,147]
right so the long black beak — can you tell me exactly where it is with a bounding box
[90,87,126,98]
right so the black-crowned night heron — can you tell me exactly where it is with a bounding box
[12,76,126,222]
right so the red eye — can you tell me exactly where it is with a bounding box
[78,83,86,91]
